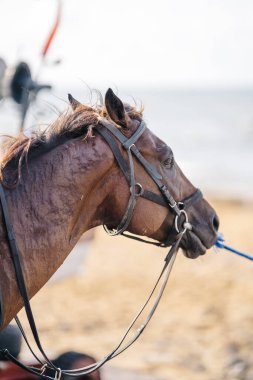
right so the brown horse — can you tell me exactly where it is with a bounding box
[0,88,219,330]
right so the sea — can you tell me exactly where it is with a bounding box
[0,87,252,200]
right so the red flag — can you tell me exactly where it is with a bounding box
[41,0,62,58]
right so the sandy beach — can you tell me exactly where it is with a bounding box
[17,197,253,380]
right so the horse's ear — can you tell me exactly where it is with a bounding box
[68,93,81,110]
[105,88,129,128]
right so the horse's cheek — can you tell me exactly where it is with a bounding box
[132,198,168,236]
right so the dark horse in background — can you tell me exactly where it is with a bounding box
[0,88,218,330]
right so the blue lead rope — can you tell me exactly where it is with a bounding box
[215,233,253,261]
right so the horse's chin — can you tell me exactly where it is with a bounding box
[180,230,207,259]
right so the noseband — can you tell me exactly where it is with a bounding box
[0,118,203,379]
[96,118,202,245]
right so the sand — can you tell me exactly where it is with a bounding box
[17,198,253,380]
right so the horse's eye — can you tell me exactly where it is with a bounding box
[163,154,174,169]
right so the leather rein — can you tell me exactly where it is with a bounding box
[0,119,202,379]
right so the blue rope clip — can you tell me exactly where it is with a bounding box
[215,233,253,261]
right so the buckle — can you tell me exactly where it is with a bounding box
[40,364,48,375]
[54,368,62,380]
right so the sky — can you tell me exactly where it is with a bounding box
[0,0,253,88]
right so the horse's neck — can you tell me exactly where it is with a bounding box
[0,137,113,328]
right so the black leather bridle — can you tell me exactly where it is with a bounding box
[97,118,202,245]
[0,118,202,379]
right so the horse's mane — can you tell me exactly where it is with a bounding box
[0,100,143,187]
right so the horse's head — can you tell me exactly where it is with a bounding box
[68,89,218,258]
[95,89,219,259]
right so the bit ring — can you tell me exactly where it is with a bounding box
[175,210,192,233]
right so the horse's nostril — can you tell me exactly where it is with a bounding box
[212,214,220,232]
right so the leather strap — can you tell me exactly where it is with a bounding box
[1,237,180,378]
[96,127,130,183]
[0,184,57,371]
[122,122,146,149]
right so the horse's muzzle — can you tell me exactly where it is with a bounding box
[180,212,219,259]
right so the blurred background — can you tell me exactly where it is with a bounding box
[0,1,253,380]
